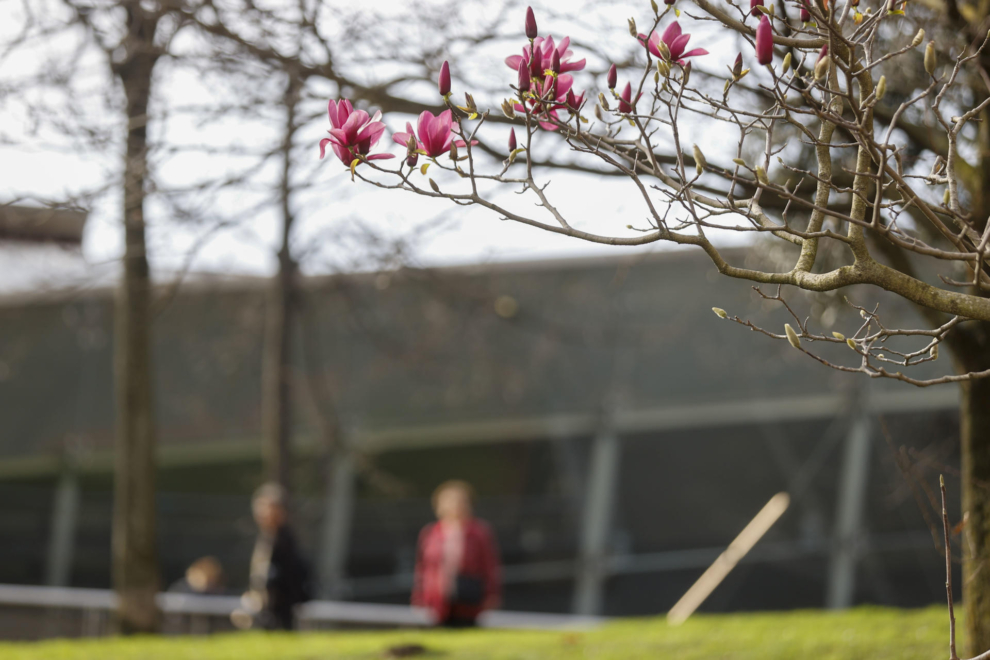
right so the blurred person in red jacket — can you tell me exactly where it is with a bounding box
[412,480,501,627]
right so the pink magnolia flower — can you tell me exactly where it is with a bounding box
[391,110,475,159]
[513,72,579,130]
[639,22,709,66]
[750,0,764,15]
[505,35,587,76]
[319,99,395,165]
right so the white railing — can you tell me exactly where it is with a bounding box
[0,583,605,636]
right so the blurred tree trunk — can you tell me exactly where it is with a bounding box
[960,357,990,656]
[110,2,161,634]
[261,74,300,492]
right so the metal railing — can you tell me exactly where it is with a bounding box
[0,583,605,639]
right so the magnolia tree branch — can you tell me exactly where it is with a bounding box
[320,0,990,395]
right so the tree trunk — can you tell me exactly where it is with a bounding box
[111,9,161,634]
[261,249,295,490]
[261,75,300,492]
[959,332,990,656]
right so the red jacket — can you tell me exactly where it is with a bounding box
[412,518,501,622]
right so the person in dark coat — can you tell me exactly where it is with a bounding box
[246,483,312,630]
[412,480,501,627]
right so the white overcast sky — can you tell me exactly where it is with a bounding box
[0,0,763,287]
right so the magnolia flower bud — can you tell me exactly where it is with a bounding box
[599,92,610,111]
[713,307,728,319]
[594,104,604,121]
[429,178,441,193]
[628,17,638,38]
[607,64,618,90]
[449,142,458,161]
[910,28,924,48]
[551,49,561,75]
[816,44,828,63]
[875,76,886,101]
[800,3,811,21]
[619,82,634,113]
[944,188,951,205]
[657,60,670,78]
[438,60,451,97]
[517,60,531,93]
[846,338,857,350]
[750,0,763,15]
[756,165,769,185]
[814,55,830,80]
[930,343,939,360]
[732,158,747,166]
[782,52,792,74]
[658,40,671,61]
[682,61,692,86]
[508,128,517,152]
[530,48,542,78]
[651,0,660,11]
[732,53,744,79]
[924,41,936,75]
[784,324,802,349]
[525,6,538,39]
[756,15,774,65]
[501,99,516,119]
[832,332,845,340]
[693,144,707,174]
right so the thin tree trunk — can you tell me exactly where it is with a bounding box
[111,6,161,633]
[960,335,990,655]
[261,74,300,492]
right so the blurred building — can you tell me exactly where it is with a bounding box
[0,221,961,619]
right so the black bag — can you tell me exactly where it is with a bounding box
[452,574,485,606]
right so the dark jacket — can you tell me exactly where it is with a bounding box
[256,525,312,629]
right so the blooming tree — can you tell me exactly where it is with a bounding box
[320,1,990,652]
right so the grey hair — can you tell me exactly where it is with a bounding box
[252,482,287,507]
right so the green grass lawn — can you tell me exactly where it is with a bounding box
[0,606,958,660]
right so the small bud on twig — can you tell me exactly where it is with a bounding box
[846,338,857,350]
[924,41,936,75]
[607,63,618,90]
[875,76,886,101]
[910,28,924,48]
[756,166,769,185]
[713,307,728,319]
[501,99,516,119]
[784,324,802,349]
[814,55,830,80]
[832,332,845,340]
[693,144,707,175]
[628,17,638,37]
[782,52,791,74]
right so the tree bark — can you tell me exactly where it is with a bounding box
[261,75,300,492]
[959,330,990,656]
[111,5,161,634]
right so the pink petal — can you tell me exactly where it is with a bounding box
[560,58,586,73]
[319,137,331,159]
[680,48,709,59]
[505,54,524,70]
[332,143,353,165]
[366,153,395,160]
[556,36,570,54]
[660,21,682,46]
[670,33,691,60]
[392,131,412,146]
